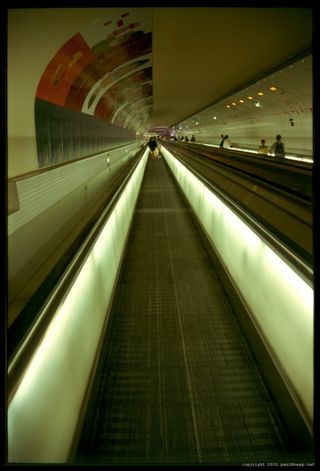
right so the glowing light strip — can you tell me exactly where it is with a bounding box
[7,150,149,463]
[162,146,313,427]
[202,143,313,163]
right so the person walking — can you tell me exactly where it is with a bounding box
[147,136,158,159]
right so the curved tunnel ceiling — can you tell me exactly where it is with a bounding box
[36,7,312,134]
[36,8,153,133]
[176,54,313,136]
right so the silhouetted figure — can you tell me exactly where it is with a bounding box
[191,134,196,142]
[270,134,285,158]
[147,136,158,159]
[258,139,269,155]
[222,135,231,149]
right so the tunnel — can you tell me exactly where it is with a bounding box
[6,7,314,465]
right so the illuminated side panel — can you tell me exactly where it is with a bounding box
[162,146,313,428]
[7,149,149,463]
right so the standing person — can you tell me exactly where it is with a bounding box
[258,139,269,155]
[270,134,285,158]
[185,136,189,143]
[219,134,225,147]
[222,135,231,149]
[147,136,158,159]
[191,134,196,142]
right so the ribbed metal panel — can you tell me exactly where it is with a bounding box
[8,143,139,235]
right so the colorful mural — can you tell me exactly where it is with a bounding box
[36,9,152,131]
[35,8,153,166]
[36,33,95,107]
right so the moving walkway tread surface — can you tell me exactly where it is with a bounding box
[76,157,313,465]
[168,141,313,199]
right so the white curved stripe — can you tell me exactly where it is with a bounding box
[111,80,152,124]
[124,101,152,128]
[82,54,151,115]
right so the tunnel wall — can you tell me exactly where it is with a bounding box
[8,142,141,326]
[35,99,135,167]
[7,8,121,177]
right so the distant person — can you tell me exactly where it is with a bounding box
[185,136,189,143]
[258,139,269,155]
[219,134,225,147]
[191,134,196,142]
[270,134,285,158]
[222,135,231,149]
[147,136,158,159]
